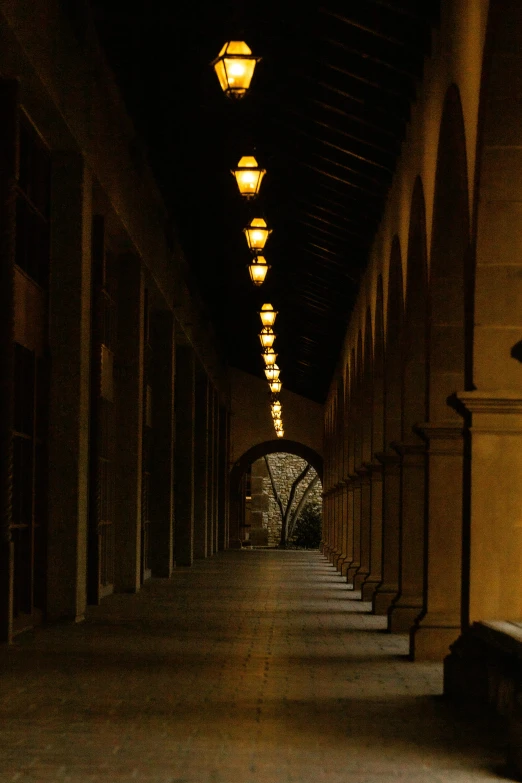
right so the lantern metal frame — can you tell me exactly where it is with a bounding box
[211,42,261,99]
[269,378,282,394]
[264,364,280,381]
[259,326,276,349]
[231,156,266,199]
[248,255,270,287]
[262,348,277,366]
[259,303,277,328]
[244,217,272,253]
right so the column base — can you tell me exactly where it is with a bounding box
[373,588,398,616]
[361,578,380,602]
[346,562,361,581]
[334,553,346,571]
[388,603,423,633]
[353,569,370,590]
[410,624,460,661]
[340,559,353,578]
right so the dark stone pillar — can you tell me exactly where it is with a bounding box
[47,152,92,621]
[174,344,195,565]
[218,404,228,551]
[0,81,17,642]
[114,254,144,593]
[194,368,209,559]
[149,310,175,577]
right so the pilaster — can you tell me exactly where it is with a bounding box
[372,450,401,615]
[410,422,464,661]
[353,466,371,590]
[174,343,195,565]
[361,461,383,601]
[347,473,362,582]
[47,152,92,620]
[388,439,426,633]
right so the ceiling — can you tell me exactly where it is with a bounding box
[89,0,439,403]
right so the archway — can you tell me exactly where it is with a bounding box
[229,440,323,549]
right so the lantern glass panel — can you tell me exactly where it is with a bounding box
[259,328,275,349]
[213,42,258,98]
[248,257,269,286]
[233,156,266,198]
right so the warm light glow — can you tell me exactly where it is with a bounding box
[271,406,282,419]
[212,42,260,99]
[232,156,266,198]
[274,419,283,432]
[276,429,284,438]
[259,327,276,349]
[248,255,269,286]
[262,348,277,366]
[244,218,271,252]
[259,303,277,327]
[269,378,282,394]
[271,400,282,416]
[265,364,280,381]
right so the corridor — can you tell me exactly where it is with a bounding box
[0,551,506,783]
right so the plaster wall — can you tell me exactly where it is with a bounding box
[229,367,324,466]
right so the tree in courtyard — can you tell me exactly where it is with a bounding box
[263,456,320,546]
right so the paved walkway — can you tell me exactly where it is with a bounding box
[0,550,507,783]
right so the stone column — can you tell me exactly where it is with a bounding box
[217,404,228,551]
[372,451,401,615]
[361,462,383,601]
[347,475,362,582]
[458,393,522,622]
[149,310,175,578]
[0,81,17,642]
[335,483,349,571]
[411,423,464,660]
[212,390,220,554]
[193,368,209,559]
[341,478,354,576]
[354,467,371,589]
[114,253,144,593]
[205,385,215,557]
[47,152,92,621]
[174,343,195,565]
[388,440,426,633]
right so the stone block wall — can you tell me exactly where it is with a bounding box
[249,453,322,547]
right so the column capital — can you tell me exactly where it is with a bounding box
[362,460,383,477]
[390,439,425,459]
[456,391,522,433]
[374,450,401,466]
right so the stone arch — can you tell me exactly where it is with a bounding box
[412,84,471,659]
[385,237,404,445]
[428,84,470,422]
[403,176,429,432]
[229,439,323,551]
[458,1,522,624]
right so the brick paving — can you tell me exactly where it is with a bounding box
[0,550,508,783]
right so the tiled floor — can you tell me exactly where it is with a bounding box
[0,550,508,782]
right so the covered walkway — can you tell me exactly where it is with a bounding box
[0,551,505,783]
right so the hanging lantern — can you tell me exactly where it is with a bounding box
[259,303,277,328]
[248,255,270,286]
[276,429,284,438]
[274,419,283,432]
[259,327,276,349]
[269,378,282,394]
[211,42,260,99]
[265,364,280,381]
[271,399,282,416]
[244,218,271,252]
[262,348,277,366]
[272,410,282,420]
[232,156,266,199]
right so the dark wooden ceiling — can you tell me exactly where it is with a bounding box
[89,0,439,402]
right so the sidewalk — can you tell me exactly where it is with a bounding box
[0,550,506,782]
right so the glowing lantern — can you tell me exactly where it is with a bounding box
[276,429,284,438]
[248,255,270,286]
[262,348,277,366]
[259,303,277,328]
[269,378,282,394]
[271,400,282,417]
[232,156,266,199]
[265,364,280,381]
[244,218,271,252]
[274,419,283,432]
[212,42,260,99]
[259,327,275,349]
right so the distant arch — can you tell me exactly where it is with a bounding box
[230,439,323,496]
